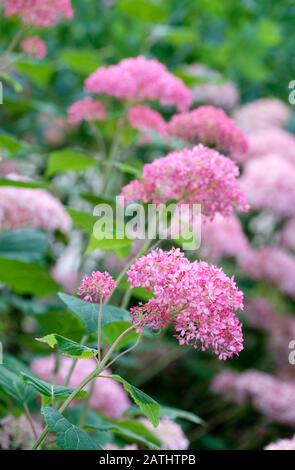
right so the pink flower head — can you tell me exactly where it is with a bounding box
[21,36,47,59]
[67,97,107,125]
[265,435,295,451]
[168,106,248,160]
[212,370,295,427]
[233,98,291,134]
[127,105,168,143]
[240,154,295,217]
[140,417,189,450]
[77,271,115,301]
[4,0,74,27]
[128,248,244,360]
[121,145,249,220]
[85,56,192,111]
[248,128,295,164]
[31,356,130,419]
[0,185,71,233]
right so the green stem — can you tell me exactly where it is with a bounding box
[63,335,88,387]
[102,115,125,195]
[0,26,28,69]
[32,324,139,450]
[24,403,38,440]
[97,297,103,362]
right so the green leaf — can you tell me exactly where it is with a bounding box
[0,230,48,262]
[113,161,142,178]
[86,233,133,253]
[21,373,87,401]
[58,293,131,334]
[118,0,168,22]
[160,406,204,425]
[0,258,58,295]
[36,334,97,358]
[0,366,36,403]
[59,49,101,75]
[0,178,47,189]
[68,208,97,235]
[0,133,28,156]
[42,406,102,450]
[16,60,54,87]
[107,375,160,427]
[46,150,96,176]
[102,321,138,350]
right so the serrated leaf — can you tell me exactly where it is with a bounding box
[0,366,36,403]
[107,375,160,427]
[42,406,102,450]
[0,230,48,262]
[0,258,58,295]
[160,406,204,425]
[47,150,96,176]
[36,334,97,358]
[58,293,130,334]
[21,373,87,401]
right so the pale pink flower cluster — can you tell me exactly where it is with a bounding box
[0,186,71,233]
[85,56,192,111]
[77,271,116,301]
[192,82,239,110]
[265,435,295,450]
[233,98,291,134]
[212,370,295,427]
[128,248,244,360]
[67,97,107,125]
[0,415,42,450]
[127,105,168,143]
[200,214,249,262]
[140,417,189,450]
[168,106,248,160]
[239,246,295,299]
[31,356,130,419]
[248,128,295,164]
[240,154,295,217]
[3,0,74,27]
[121,145,249,220]
[21,36,47,59]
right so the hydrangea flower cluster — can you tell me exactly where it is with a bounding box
[248,128,295,164]
[212,370,295,427]
[3,0,74,27]
[67,97,107,124]
[281,217,295,249]
[0,185,71,233]
[20,36,47,59]
[127,248,244,360]
[127,105,168,143]
[265,435,295,450]
[31,356,130,419]
[233,98,291,134]
[0,415,42,450]
[200,214,249,262]
[239,246,295,299]
[140,417,189,450]
[85,56,192,111]
[121,145,249,219]
[77,270,116,301]
[168,106,248,160]
[240,154,295,217]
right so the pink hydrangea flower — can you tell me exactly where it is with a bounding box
[0,415,42,450]
[127,105,168,143]
[240,154,295,217]
[128,248,244,360]
[121,145,249,220]
[265,436,295,450]
[31,356,130,419]
[233,98,291,134]
[200,214,249,262]
[0,185,71,233]
[140,417,189,450]
[85,56,192,111]
[248,128,295,164]
[3,0,74,27]
[281,217,295,249]
[212,370,295,427]
[21,36,47,59]
[67,97,107,124]
[239,246,295,299]
[168,106,248,160]
[77,271,116,301]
